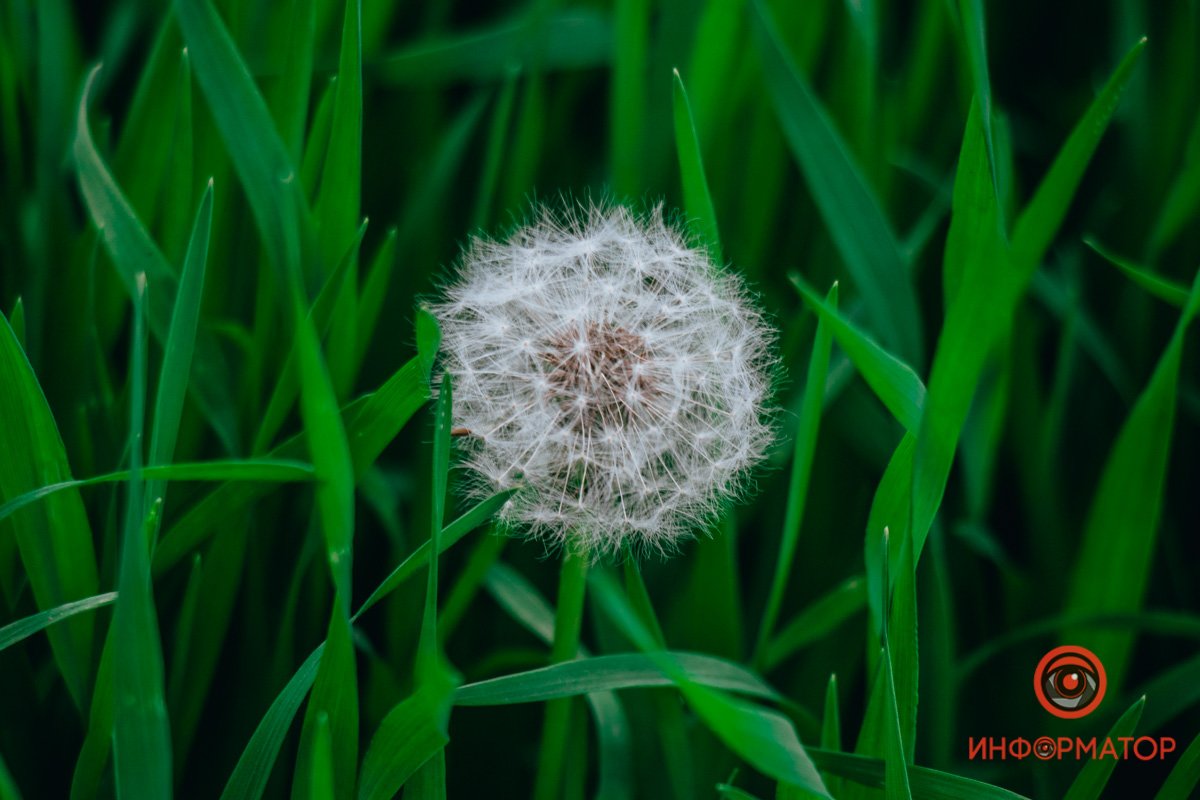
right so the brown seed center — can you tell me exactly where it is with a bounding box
[540,322,654,431]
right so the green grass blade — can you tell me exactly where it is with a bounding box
[146,179,213,531]
[956,0,998,217]
[219,645,324,800]
[1154,731,1200,800]
[254,220,369,454]
[1010,38,1147,274]
[173,0,306,285]
[806,749,1030,799]
[316,0,363,397]
[791,277,925,432]
[376,9,612,85]
[309,713,335,800]
[293,607,358,800]
[456,653,780,706]
[672,69,722,262]
[0,592,116,653]
[766,577,866,670]
[355,684,454,800]
[111,274,173,798]
[942,99,1004,310]
[472,70,519,231]
[590,572,830,797]
[1084,238,1189,307]
[1064,272,1200,685]
[0,460,315,525]
[0,310,99,711]
[70,632,115,800]
[1062,697,1145,800]
[419,369,452,679]
[819,675,842,796]
[753,282,836,668]
[354,227,398,367]
[910,39,1145,566]
[74,64,238,452]
[610,0,647,197]
[749,0,922,368]
[268,0,315,161]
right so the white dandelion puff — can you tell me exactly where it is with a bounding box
[431,202,777,558]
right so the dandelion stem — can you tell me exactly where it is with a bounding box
[532,550,589,800]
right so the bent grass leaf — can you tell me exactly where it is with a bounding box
[1062,697,1145,800]
[672,69,722,262]
[1154,731,1200,800]
[807,749,1030,800]
[0,593,116,653]
[1084,238,1189,308]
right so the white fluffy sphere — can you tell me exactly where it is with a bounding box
[431,204,776,557]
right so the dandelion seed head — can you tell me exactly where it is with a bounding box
[431,202,777,558]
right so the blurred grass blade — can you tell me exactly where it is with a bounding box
[0,593,116,653]
[807,749,1030,799]
[75,64,238,451]
[269,0,316,160]
[767,576,866,670]
[1154,731,1200,800]
[420,368,452,679]
[376,9,612,85]
[791,276,925,431]
[957,0,998,215]
[147,179,213,531]
[1148,108,1200,258]
[749,0,922,368]
[0,459,315,525]
[111,274,172,797]
[1064,272,1200,685]
[611,0,647,197]
[315,0,363,397]
[309,713,335,800]
[472,71,519,230]
[942,100,1004,309]
[819,675,842,795]
[753,282,836,668]
[1062,697,1145,800]
[672,69,722,262]
[0,309,99,711]
[1084,238,1189,307]
[355,227,398,366]
[456,652,780,706]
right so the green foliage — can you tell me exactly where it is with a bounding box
[0,1,1196,798]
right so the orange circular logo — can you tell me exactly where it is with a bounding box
[1034,646,1106,719]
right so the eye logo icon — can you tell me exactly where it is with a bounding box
[1034,646,1106,719]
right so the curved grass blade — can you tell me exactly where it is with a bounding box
[292,605,357,800]
[356,683,454,800]
[672,69,722,263]
[456,652,779,706]
[1062,697,1145,800]
[472,71,519,230]
[749,0,922,368]
[0,460,315,525]
[766,577,867,670]
[753,282,836,668]
[0,593,116,653]
[791,277,925,432]
[1084,238,1189,308]
[611,0,647,197]
[0,310,99,711]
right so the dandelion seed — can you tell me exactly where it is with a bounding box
[431,202,777,558]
